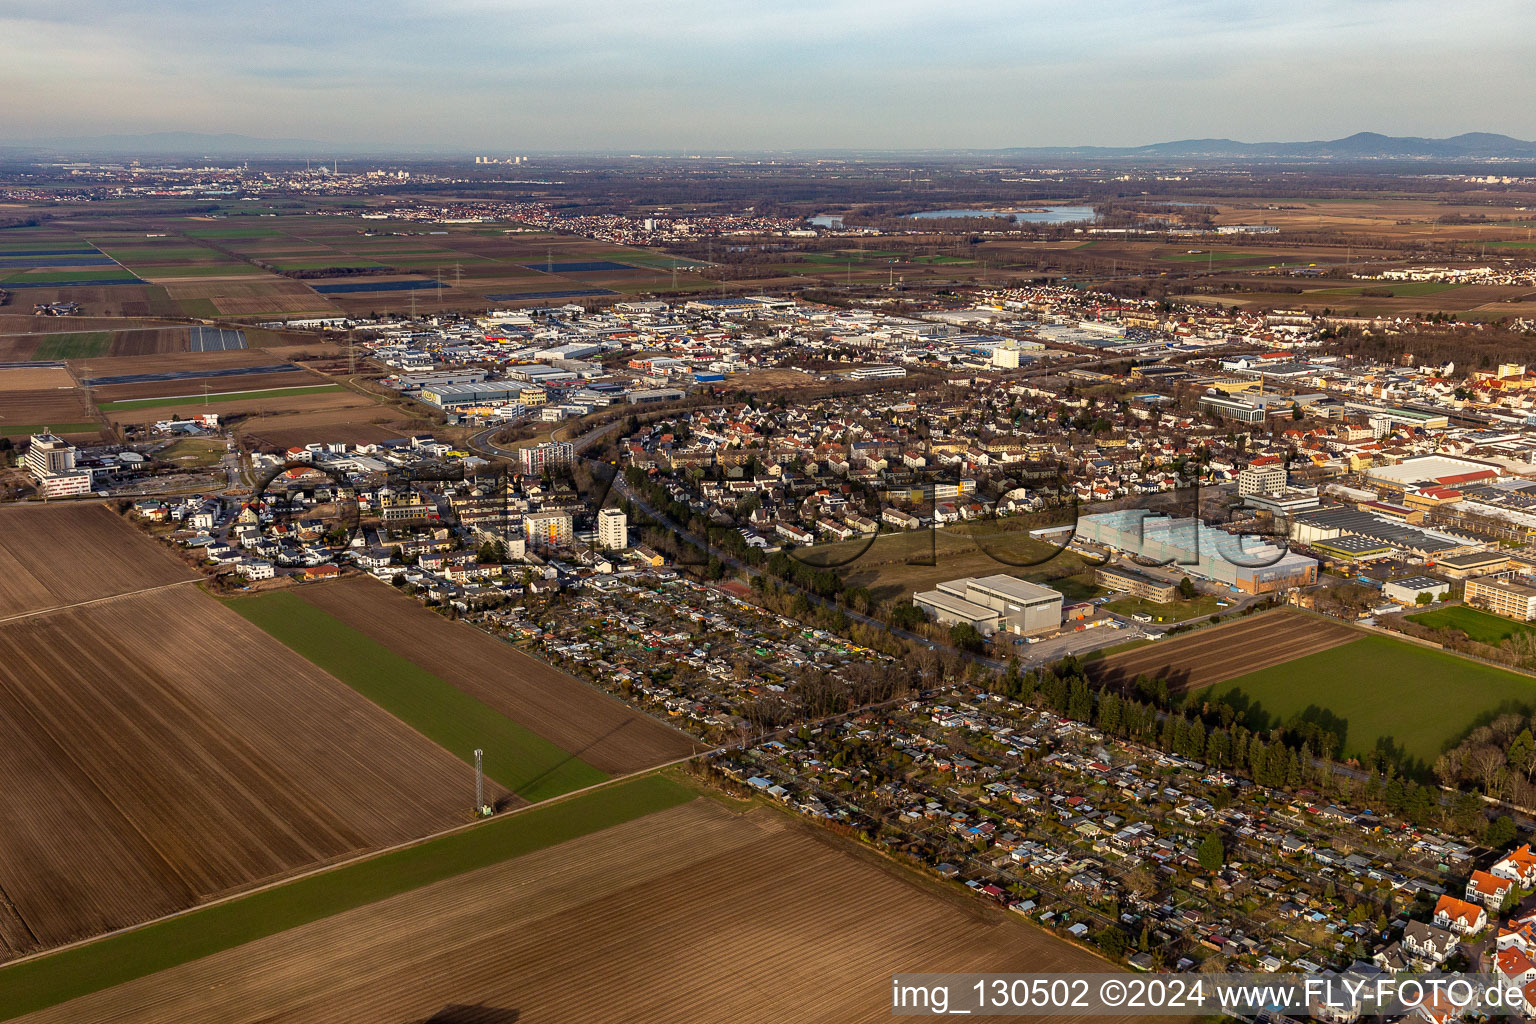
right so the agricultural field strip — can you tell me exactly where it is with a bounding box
[0,774,699,1021]
[0,586,484,957]
[1087,611,1359,691]
[299,577,705,776]
[224,592,611,801]
[99,384,345,411]
[0,504,199,619]
[3,795,1156,1024]
[0,579,199,628]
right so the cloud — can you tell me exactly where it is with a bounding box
[0,0,1531,149]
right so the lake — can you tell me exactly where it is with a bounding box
[905,206,1098,224]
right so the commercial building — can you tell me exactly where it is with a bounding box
[1436,551,1510,579]
[1466,577,1536,622]
[846,364,907,380]
[1198,392,1326,423]
[25,433,94,498]
[1311,535,1394,563]
[1094,564,1178,603]
[597,507,628,551]
[1382,576,1451,605]
[1238,463,1287,497]
[914,574,1063,637]
[1289,504,1476,561]
[1075,510,1318,595]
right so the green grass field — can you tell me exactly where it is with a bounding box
[135,264,268,277]
[99,384,345,411]
[0,239,91,252]
[177,298,221,317]
[267,258,385,270]
[31,331,111,359]
[1207,634,1536,764]
[224,592,608,800]
[1407,604,1535,645]
[1104,593,1221,622]
[0,774,691,1021]
[0,422,100,437]
[1,267,138,283]
[186,227,282,238]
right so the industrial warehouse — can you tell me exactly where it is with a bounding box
[1074,511,1319,594]
[914,574,1064,637]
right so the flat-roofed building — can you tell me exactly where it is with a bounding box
[1238,463,1286,497]
[912,587,1001,636]
[523,511,573,548]
[596,507,628,551]
[1466,576,1536,622]
[1312,535,1394,563]
[915,574,1062,636]
[1383,575,1451,605]
[25,432,95,498]
[1095,564,1178,603]
[1436,551,1510,579]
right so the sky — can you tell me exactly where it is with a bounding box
[2,0,1534,152]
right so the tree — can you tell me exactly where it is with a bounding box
[1416,591,1435,605]
[1487,814,1519,851]
[1177,577,1196,600]
[948,622,985,653]
[1197,831,1224,873]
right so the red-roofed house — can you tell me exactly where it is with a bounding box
[1469,869,1516,911]
[1494,845,1536,887]
[1434,894,1488,935]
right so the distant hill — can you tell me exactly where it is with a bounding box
[992,132,1536,161]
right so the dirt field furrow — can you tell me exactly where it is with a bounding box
[297,576,703,775]
[0,505,196,619]
[14,798,1170,1024]
[1088,609,1359,693]
[0,572,496,957]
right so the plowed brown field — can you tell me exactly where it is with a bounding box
[298,576,703,774]
[0,504,195,620]
[1088,609,1359,693]
[11,798,1174,1024]
[0,586,493,959]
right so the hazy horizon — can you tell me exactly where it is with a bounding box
[3,0,1533,151]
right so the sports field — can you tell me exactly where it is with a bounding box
[1206,633,1536,764]
[1407,604,1535,645]
[224,592,610,801]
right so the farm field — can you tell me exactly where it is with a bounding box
[1206,633,1536,765]
[0,504,195,619]
[0,584,490,959]
[1085,610,1358,693]
[298,577,703,775]
[98,383,346,411]
[225,591,610,801]
[3,795,1159,1024]
[0,365,98,439]
[1406,604,1536,645]
[0,775,694,1021]
[0,328,218,362]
